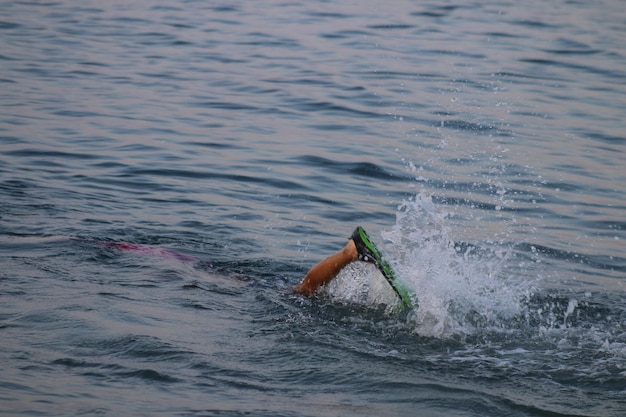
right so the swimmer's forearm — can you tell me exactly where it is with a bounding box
[294,240,358,296]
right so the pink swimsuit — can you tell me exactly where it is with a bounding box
[100,241,198,262]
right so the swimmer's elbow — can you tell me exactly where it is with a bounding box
[293,282,314,296]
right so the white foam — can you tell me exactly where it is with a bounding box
[385,193,533,337]
[328,193,532,338]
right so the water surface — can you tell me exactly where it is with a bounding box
[1,1,625,416]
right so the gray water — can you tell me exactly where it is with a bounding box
[1,1,625,416]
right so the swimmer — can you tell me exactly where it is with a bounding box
[99,226,413,307]
[294,226,413,309]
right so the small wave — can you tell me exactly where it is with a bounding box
[53,357,180,383]
[518,57,624,80]
[514,242,626,274]
[116,368,181,383]
[410,5,462,19]
[298,155,411,182]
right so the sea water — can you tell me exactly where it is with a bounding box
[1,0,625,416]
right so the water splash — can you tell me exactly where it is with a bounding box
[326,193,532,338]
[380,193,533,338]
[324,262,401,311]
